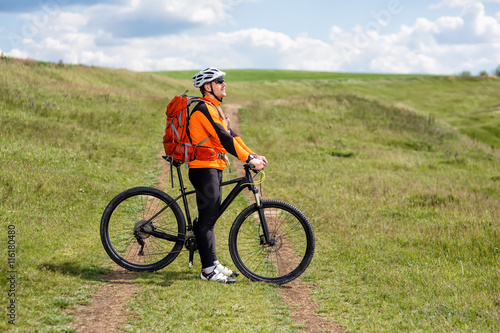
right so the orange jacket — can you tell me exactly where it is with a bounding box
[188,96,254,170]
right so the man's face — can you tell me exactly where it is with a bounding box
[206,77,226,99]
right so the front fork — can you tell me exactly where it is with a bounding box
[252,185,275,246]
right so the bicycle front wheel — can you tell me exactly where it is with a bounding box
[228,200,315,284]
[100,187,186,272]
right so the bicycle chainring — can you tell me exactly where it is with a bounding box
[184,235,198,251]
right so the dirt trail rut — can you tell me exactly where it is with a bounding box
[70,268,139,332]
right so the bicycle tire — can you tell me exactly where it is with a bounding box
[100,187,186,272]
[228,200,315,284]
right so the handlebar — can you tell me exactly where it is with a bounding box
[244,162,266,172]
[244,163,257,171]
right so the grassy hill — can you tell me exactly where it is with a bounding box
[161,69,500,148]
[1,58,499,332]
[157,69,434,82]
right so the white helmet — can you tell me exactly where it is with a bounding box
[192,67,226,88]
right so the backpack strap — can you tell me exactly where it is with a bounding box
[194,136,210,147]
[170,118,181,141]
[189,97,232,171]
[182,142,192,165]
[187,97,212,148]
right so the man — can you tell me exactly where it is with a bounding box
[188,67,267,283]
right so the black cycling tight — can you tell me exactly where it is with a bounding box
[188,168,223,268]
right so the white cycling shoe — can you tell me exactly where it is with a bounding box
[215,262,240,277]
[200,268,236,284]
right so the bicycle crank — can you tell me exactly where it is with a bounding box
[184,233,198,269]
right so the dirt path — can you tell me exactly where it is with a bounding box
[71,104,343,333]
[70,268,139,332]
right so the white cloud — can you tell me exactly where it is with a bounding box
[462,4,500,38]
[83,0,258,38]
[434,16,464,31]
[328,3,500,74]
[4,0,500,74]
[430,0,500,9]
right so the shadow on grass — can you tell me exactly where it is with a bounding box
[38,261,195,286]
[39,261,110,281]
[133,270,196,287]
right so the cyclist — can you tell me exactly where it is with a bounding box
[189,67,267,283]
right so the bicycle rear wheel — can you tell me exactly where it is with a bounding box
[100,187,185,272]
[228,200,315,284]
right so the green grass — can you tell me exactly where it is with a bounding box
[157,69,436,82]
[238,92,500,332]
[308,77,500,148]
[1,58,499,332]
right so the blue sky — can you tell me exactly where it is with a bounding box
[1,0,500,74]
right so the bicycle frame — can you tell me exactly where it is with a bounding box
[170,158,265,227]
[144,158,272,247]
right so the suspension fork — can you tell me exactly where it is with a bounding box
[247,171,275,246]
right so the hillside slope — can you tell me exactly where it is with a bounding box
[1,58,499,332]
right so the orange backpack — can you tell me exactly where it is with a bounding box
[162,91,210,164]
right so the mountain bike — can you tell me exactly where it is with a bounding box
[100,157,315,285]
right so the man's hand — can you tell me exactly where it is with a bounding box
[249,158,266,170]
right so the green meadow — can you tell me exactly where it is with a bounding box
[1,58,499,332]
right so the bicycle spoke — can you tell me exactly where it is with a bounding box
[101,187,186,272]
[229,200,315,284]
